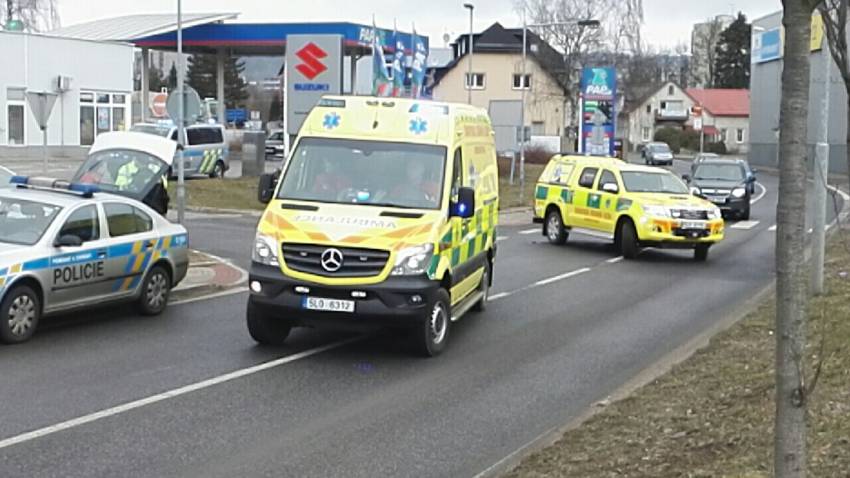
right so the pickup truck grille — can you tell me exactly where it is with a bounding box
[281,243,390,278]
[674,209,709,220]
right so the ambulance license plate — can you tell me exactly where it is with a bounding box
[302,297,355,313]
[680,221,705,230]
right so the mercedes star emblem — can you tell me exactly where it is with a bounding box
[320,248,344,272]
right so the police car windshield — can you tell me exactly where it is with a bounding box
[0,198,61,245]
[694,163,745,181]
[622,171,689,194]
[130,124,171,137]
[73,149,167,200]
[278,138,447,210]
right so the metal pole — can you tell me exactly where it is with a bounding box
[519,16,527,201]
[176,0,186,224]
[467,5,474,104]
[812,45,831,295]
[141,48,149,124]
[42,127,48,174]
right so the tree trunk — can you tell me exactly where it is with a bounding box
[847,93,850,186]
[775,1,816,477]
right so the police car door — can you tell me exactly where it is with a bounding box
[49,204,112,308]
[102,202,160,296]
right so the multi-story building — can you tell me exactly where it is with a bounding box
[690,15,734,87]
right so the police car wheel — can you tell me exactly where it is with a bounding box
[619,220,640,259]
[0,286,41,344]
[411,289,451,357]
[694,245,710,262]
[138,266,171,316]
[210,161,225,179]
[246,300,292,346]
[546,210,568,245]
[473,260,491,313]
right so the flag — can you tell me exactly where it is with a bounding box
[391,23,406,97]
[410,25,429,98]
[371,20,391,96]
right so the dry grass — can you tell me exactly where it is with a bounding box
[505,235,850,477]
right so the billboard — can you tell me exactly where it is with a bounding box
[579,67,616,157]
[751,13,824,64]
[285,34,344,135]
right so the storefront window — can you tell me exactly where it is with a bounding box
[112,107,125,131]
[97,94,110,104]
[7,104,25,145]
[97,107,111,135]
[81,90,128,143]
[80,106,94,146]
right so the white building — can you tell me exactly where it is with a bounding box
[0,30,134,158]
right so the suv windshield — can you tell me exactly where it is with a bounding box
[694,163,745,181]
[130,124,172,137]
[622,171,689,194]
[73,149,168,200]
[0,198,61,245]
[277,138,447,210]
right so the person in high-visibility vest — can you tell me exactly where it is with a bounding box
[114,160,140,191]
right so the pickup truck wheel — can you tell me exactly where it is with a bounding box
[695,244,710,262]
[619,220,640,259]
[247,299,292,346]
[410,289,451,357]
[545,209,568,245]
[0,285,41,344]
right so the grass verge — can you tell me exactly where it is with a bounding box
[168,164,545,212]
[504,234,850,477]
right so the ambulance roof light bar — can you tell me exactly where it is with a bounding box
[10,176,99,198]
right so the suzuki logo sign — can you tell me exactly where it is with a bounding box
[295,43,328,80]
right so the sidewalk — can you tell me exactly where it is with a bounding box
[170,250,247,303]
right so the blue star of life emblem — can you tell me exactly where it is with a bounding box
[410,117,428,135]
[323,112,341,130]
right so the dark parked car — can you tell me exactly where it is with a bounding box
[684,158,757,220]
[642,142,674,166]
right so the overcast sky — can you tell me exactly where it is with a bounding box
[57,0,781,51]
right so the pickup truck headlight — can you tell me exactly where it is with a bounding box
[253,234,280,267]
[642,205,670,218]
[731,187,747,198]
[391,244,434,276]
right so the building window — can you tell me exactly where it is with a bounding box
[465,73,486,90]
[668,85,674,95]
[736,128,745,143]
[531,121,545,136]
[80,90,128,145]
[645,104,651,114]
[641,127,651,142]
[512,74,531,90]
[6,87,26,146]
[719,128,728,143]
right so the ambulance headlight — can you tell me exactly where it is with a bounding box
[731,187,747,198]
[252,234,280,267]
[391,243,434,276]
[641,205,670,218]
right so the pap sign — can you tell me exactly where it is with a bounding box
[579,67,617,157]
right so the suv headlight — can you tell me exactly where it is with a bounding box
[253,234,280,267]
[731,187,747,198]
[708,207,722,220]
[642,205,670,218]
[391,243,434,276]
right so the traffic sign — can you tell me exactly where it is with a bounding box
[166,86,202,124]
[26,91,58,131]
[693,117,703,131]
[151,92,169,117]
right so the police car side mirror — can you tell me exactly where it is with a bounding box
[258,173,276,204]
[451,187,475,219]
[55,234,83,248]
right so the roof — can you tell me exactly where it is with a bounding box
[686,88,750,117]
[49,13,238,42]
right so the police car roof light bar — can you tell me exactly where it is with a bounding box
[11,175,99,198]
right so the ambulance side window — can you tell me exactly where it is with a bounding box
[598,170,619,191]
[578,167,599,189]
[58,205,100,243]
[450,148,463,199]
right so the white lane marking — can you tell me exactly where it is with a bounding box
[0,337,362,451]
[606,256,624,264]
[519,228,539,235]
[490,267,592,302]
[751,183,767,204]
[768,225,777,232]
[496,236,509,242]
[730,220,760,230]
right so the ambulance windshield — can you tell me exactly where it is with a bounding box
[0,198,61,245]
[278,138,447,210]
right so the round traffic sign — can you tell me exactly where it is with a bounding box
[151,93,168,117]
[166,86,202,124]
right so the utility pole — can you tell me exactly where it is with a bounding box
[176,0,186,224]
[464,3,474,105]
[812,40,830,295]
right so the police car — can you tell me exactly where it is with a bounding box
[0,138,190,344]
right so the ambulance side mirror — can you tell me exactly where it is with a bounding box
[258,173,277,204]
[451,187,476,219]
[55,234,83,248]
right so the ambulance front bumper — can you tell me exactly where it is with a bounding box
[248,263,440,329]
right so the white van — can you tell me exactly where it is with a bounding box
[131,123,230,178]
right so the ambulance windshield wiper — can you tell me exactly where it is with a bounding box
[364,202,419,210]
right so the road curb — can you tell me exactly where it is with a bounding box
[170,250,248,304]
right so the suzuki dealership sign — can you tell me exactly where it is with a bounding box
[286,34,344,135]
[579,67,617,157]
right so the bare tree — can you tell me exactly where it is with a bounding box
[775,1,819,477]
[1,0,60,32]
[691,16,727,87]
[819,0,850,191]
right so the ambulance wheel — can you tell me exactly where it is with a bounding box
[210,161,226,179]
[0,285,41,344]
[618,220,640,259]
[545,209,568,245]
[473,260,491,313]
[247,299,291,346]
[411,289,451,357]
[694,244,710,262]
[138,265,171,316]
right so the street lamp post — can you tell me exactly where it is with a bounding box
[464,3,475,105]
[518,18,600,202]
[812,38,831,294]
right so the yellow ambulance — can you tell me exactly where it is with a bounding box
[248,97,499,356]
[534,155,724,261]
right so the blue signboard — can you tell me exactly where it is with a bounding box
[226,108,247,123]
[752,28,782,64]
[579,67,617,156]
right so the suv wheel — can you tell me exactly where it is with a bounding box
[545,209,568,245]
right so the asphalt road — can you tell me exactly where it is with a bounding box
[0,160,844,478]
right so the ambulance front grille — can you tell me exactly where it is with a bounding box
[281,243,390,278]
